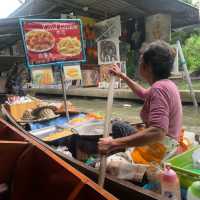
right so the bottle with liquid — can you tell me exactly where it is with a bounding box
[160,165,181,200]
[187,181,200,200]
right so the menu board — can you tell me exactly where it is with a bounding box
[20,19,85,67]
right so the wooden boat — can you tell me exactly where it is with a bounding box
[0,118,117,200]
[1,104,162,200]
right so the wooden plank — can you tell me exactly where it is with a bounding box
[99,76,115,187]
[67,182,85,200]
[0,141,27,145]
[0,118,118,200]
[0,141,28,183]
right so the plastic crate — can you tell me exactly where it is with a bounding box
[167,146,200,188]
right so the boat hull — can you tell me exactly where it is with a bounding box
[0,117,117,200]
[1,105,162,200]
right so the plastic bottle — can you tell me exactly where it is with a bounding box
[160,165,181,200]
[187,181,200,200]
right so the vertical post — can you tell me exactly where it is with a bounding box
[60,65,70,121]
[177,40,198,110]
[98,76,115,187]
[172,44,179,75]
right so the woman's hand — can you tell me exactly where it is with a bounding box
[98,137,114,155]
[109,65,126,79]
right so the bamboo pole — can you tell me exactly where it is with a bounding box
[98,76,115,187]
[60,66,70,121]
[177,40,198,110]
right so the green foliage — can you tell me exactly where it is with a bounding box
[171,28,200,45]
[181,0,199,7]
[181,0,193,4]
[183,35,200,71]
[171,31,190,45]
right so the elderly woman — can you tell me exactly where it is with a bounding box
[98,40,182,164]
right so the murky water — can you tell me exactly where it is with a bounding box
[44,96,200,135]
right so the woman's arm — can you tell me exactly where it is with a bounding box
[110,65,149,99]
[121,74,149,100]
[98,127,166,155]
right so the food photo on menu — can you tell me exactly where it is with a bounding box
[21,20,84,65]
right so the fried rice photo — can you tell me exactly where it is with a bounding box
[57,37,81,56]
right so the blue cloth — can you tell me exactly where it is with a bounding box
[29,114,85,131]
[181,188,187,200]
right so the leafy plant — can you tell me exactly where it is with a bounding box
[171,31,190,45]
[171,28,200,45]
[183,34,200,71]
[181,0,193,5]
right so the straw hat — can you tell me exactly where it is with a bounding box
[19,106,60,123]
[21,109,35,121]
[32,106,60,122]
[32,105,57,116]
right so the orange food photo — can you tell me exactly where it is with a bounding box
[26,30,55,52]
[57,37,81,56]
[64,65,82,80]
[66,68,79,77]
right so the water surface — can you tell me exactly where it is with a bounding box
[59,97,200,135]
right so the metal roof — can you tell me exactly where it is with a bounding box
[0,0,198,51]
[8,0,199,27]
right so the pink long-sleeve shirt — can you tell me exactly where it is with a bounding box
[136,79,182,140]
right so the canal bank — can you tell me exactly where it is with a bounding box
[26,87,200,104]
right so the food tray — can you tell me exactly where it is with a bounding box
[72,121,104,136]
[167,146,200,188]
[30,125,74,144]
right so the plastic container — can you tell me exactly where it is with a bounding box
[184,131,197,146]
[177,129,197,154]
[167,146,200,188]
[192,149,200,169]
[187,181,200,200]
[160,165,181,200]
[145,163,161,193]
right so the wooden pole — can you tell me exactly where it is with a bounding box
[60,66,70,121]
[172,44,179,75]
[98,76,115,187]
[177,40,198,110]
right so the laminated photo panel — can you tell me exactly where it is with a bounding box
[31,67,54,86]
[81,69,99,87]
[98,38,120,65]
[63,64,82,81]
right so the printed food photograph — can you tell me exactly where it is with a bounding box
[26,30,55,52]
[32,67,54,85]
[57,37,81,56]
[63,65,82,80]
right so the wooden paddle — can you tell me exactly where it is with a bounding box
[98,75,115,187]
